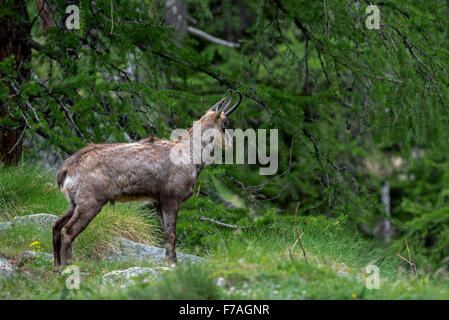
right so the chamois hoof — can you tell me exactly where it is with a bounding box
[164,257,178,266]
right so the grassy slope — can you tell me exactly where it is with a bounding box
[1,165,448,300]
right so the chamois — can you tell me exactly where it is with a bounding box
[53,91,242,267]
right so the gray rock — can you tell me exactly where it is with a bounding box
[102,267,168,287]
[13,213,58,228]
[336,270,349,277]
[336,270,362,283]
[19,251,54,264]
[0,214,58,233]
[0,222,13,233]
[108,238,205,265]
[0,257,14,278]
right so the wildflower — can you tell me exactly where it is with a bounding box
[30,241,43,253]
[351,293,357,299]
[30,241,40,247]
[216,277,226,287]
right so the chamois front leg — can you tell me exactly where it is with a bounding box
[161,200,179,264]
[155,203,165,233]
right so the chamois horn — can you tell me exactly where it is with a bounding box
[215,90,233,118]
[224,91,242,116]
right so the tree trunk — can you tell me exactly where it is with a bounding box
[165,0,187,34]
[0,0,31,165]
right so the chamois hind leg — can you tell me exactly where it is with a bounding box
[60,200,105,266]
[52,202,76,268]
[161,201,179,264]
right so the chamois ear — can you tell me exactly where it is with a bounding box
[210,97,228,112]
[215,92,233,119]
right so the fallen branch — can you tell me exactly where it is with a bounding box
[293,201,307,263]
[199,216,249,229]
[289,232,303,249]
[396,238,416,275]
[198,216,285,230]
[187,26,240,48]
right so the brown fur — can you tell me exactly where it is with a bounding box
[52,97,238,268]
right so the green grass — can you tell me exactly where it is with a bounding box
[0,164,68,218]
[1,164,449,299]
